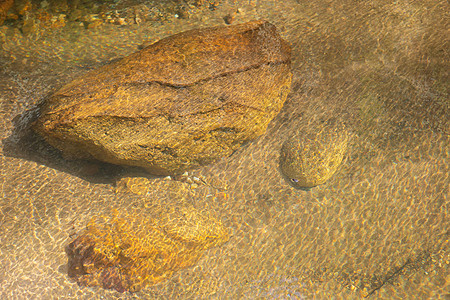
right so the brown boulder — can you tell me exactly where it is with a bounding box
[66,207,229,293]
[32,20,292,175]
[0,0,13,25]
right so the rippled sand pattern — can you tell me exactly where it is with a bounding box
[0,0,448,298]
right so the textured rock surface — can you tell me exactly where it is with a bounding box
[0,0,13,25]
[279,118,350,188]
[32,20,292,175]
[66,207,229,293]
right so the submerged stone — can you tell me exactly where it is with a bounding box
[66,207,229,293]
[279,118,350,189]
[32,20,292,175]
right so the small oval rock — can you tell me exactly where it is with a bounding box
[280,118,350,189]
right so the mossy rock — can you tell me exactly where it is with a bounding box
[32,20,292,175]
[279,118,350,189]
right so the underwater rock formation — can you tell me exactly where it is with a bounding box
[0,0,13,25]
[66,207,229,293]
[32,20,292,175]
[279,118,350,189]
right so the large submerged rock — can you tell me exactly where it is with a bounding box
[32,20,292,175]
[66,207,229,293]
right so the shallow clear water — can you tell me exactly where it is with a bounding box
[0,0,448,298]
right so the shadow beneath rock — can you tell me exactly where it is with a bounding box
[2,105,153,184]
[277,164,313,191]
